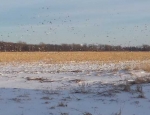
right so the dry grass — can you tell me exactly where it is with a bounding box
[26,77,54,83]
[132,63,150,72]
[0,52,150,63]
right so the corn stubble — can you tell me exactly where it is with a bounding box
[0,52,150,63]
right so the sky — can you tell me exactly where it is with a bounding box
[0,0,150,46]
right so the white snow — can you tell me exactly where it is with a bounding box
[0,61,150,115]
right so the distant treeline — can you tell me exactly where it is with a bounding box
[0,41,150,52]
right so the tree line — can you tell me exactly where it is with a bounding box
[0,41,150,52]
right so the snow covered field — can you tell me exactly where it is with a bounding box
[0,61,150,115]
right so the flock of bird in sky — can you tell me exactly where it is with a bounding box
[0,1,150,46]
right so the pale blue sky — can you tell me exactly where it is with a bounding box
[0,0,150,46]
